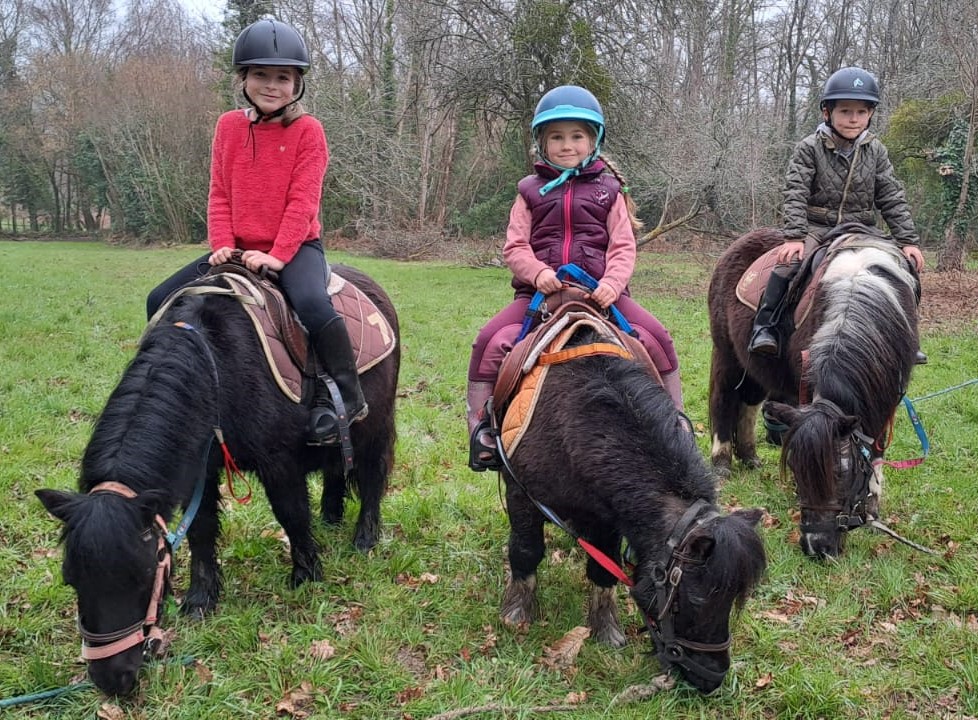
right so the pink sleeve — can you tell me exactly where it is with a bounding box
[599,196,637,298]
[502,195,550,286]
[270,120,329,264]
[207,115,235,252]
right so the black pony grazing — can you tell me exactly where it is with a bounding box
[497,319,766,694]
[708,227,920,558]
[36,264,399,696]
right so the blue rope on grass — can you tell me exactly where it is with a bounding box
[911,377,978,403]
[0,656,195,709]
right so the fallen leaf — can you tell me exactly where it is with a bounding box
[755,672,773,689]
[538,626,590,671]
[96,703,125,720]
[193,660,214,683]
[309,638,336,661]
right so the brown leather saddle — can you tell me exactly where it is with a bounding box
[734,232,907,333]
[144,263,396,404]
[490,288,662,455]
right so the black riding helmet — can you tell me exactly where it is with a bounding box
[233,19,309,122]
[820,66,880,109]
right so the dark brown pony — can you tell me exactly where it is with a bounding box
[36,264,399,695]
[708,227,920,558]
[497,307,766,693]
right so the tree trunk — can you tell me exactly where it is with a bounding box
[936,91,977,271]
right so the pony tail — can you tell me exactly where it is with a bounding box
[600,155,643,232]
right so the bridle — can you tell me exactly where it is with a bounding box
[795,398,875,536]
[634,499,732,689]
[79,482,172,662]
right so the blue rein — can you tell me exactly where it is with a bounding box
[516,263,635,342]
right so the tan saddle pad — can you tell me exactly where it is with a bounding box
[144,267,396,403]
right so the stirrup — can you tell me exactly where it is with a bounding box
[468,419,502,472]
[307,405,340,446]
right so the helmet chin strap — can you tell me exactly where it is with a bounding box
[537,126,605,196]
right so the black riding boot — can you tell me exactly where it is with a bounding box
[748,267,795,356]
[308,318,368,445]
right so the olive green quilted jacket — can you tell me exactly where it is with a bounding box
[782,124,919,247]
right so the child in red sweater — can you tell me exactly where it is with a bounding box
[146,18,365,445]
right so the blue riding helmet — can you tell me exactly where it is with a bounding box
[531,85,606,193]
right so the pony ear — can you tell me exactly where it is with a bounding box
[836,414,861,436]
[763,400,799,428]
[135,489,171,523]
[35,489,77,524]
[732,507,765,527]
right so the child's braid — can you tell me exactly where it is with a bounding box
[600,155,643,232]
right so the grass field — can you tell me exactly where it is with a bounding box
[1,240,977,719]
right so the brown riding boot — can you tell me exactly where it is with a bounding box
[466,381,501,471]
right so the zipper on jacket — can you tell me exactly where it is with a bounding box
[562,180,574,266]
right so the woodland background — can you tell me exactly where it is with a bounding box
[0,0,976,267]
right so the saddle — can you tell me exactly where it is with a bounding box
[491,288,662,456]
[735,228,909,333]
[144,263,396,404]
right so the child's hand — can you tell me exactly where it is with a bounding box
[535,268,561,294]
[209,247,236,265]
[241,250,285,273]
[588,282,617,309]
[777,241,805,264]
[902,245,924,272]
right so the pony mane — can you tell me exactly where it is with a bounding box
[570,332,716,504]
[702,512,767,607]
[80,297,218,495]
[808,245,917,431]
[778,406,842,505]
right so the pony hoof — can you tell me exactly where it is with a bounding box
[353,528,378,552]
[741,455,763,469]
[501,579,538,627]
[290,564,323,588]
[592,624,627,648]
[179,600,213,620]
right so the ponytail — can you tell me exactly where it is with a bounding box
[600,155,643,232]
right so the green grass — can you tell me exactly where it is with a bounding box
[2,241,977,719]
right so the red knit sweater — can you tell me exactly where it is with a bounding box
[207,109,329,264]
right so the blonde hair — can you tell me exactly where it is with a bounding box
[600,155,643,232]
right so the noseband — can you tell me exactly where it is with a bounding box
[797,399,875,535]
[638,499,731,688]
[79,482,171,662]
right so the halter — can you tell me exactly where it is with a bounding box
[635,499,732,688]
[79,482,171,662]
[796,398,875,535]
